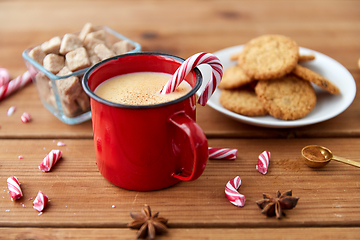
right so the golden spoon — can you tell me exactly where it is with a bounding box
[301,145,360,168]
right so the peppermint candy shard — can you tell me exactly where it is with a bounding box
[256,151,270,174]
[208,147,238,160]
[20,112,31,123]
[57,141,66,146]
[225,176,245,207]
[33,191,49,212]
[7,176,23,201]
[7,106,16,116]
[39,150,63,172]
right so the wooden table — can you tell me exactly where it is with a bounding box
[1,0,360,239]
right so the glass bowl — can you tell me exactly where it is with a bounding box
[22,26,141,124]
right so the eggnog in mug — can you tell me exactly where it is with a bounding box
[94,72,192,105]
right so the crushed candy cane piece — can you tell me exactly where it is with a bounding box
[18,155,23,159]
[33,191,48,212]
[7,106,16,116]
[208,147,238,160]
[57,141,66,146]
[225,176,245,207]
[112,205,116,208]
[7,176,23,201]
[0,71,34,101]
[39,150,63,172]
[256,151,270,174]
[20,112,31,123]
[0,67,10,86]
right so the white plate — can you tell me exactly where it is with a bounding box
[197,45,356,128]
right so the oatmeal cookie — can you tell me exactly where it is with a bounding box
[298,54,315,62]
[238,35,299,80]
[219,88,267,116]
[230,51,242,61]
[292,64,340,95]
[218,65,253,89]
[255,75,316,120]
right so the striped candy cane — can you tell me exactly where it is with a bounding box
[0,71,33,101]
[225,176,245,207]
[7,176,23,201]
[160,52,223,106]
[256,151,270,174]
[0,67,10,87]
[39,150,63,172]
[208,147,238,160]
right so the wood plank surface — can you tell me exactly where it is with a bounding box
[1,138,360,228]
[2,227,360,240]
[1,0,359,72]
[0,0,359,139]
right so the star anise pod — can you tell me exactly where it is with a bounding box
[256,190,299,219]
[127,204,168,239]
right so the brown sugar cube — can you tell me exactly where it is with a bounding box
[55,66,82,117]
[57,65,72,76]
[35,72,56,108]
[86,30,106,42]
[43,53,65,74]
[83,37,104,56]
[28,46,46,64]
[59,33,83,55]
[65,47,91,72]
[75,90,90,111]
[41,36,62,54]
[56,66,82,98]
[94,43,115,60]
[35,72,51,99]
[48,89,57,108]
[112,40,134,55]
[89,54,101,65]
[79,23,94,41]
[61,98,80,117]
[56,74,90,116]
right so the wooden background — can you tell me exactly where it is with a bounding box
[0,0,360,239]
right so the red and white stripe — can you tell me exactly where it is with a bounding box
[225,176,245,207]
[7,106,16,116]
[208,147,237,160]
[0,67,10,87]
[33,191,49,212]
[256,151,270,174]
[7,176,23,201]
[57,141,66,147]
[20,112,31,123]
[0,71,33,101]
[39,150,63,172]
[160,52,223,106]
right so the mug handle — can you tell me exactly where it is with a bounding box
[169,110,208,181]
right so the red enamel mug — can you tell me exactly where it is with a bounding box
[82,52,208,191]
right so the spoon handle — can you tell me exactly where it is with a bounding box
[332,155,360,168]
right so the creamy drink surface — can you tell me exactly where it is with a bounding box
[94,72,192,105]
